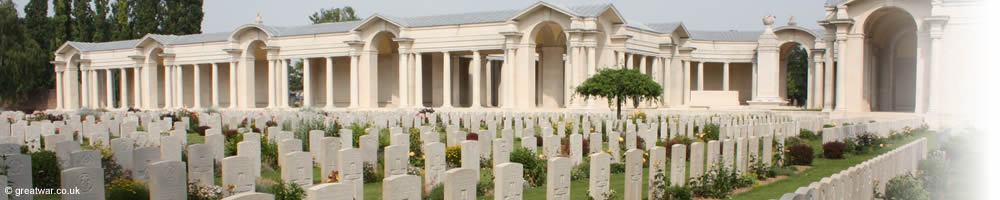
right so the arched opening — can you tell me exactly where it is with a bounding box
[247,40,270,108]
[864,7,917,112]
[69,54,82,109]
[149,48,166,109]
[779,42,809,107]
[532,22,567,108]
[370,31,400,108]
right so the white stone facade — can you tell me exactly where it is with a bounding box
[48,1,980,117]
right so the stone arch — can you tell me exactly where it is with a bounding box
[862,7,918,112]
[229,25,276,44]
[528,21,568,108]
[367,31,401,107]
[243,40,270,108]
[146,48,166,109]
[778,41,811,106]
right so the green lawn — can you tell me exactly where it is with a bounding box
[731,130,936,199]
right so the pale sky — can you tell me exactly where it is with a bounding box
[14,0,825,34]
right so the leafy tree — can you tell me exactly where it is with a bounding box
[51,0,72,51]
[575,68,662,119]
[309,6,359,24]
[72,0,94,41]
[110,0,134,40]
[0,0,51,106]
[133,0,160,36]
[289,60,303,92]
[162,0,202,34]
[93,0,112,42]
[23,0,48,50]
[785,46,808,106]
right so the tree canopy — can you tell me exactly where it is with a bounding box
[0,0,50,106]
[575,68,662,119]
[309,6,359,24]
[786,46,809,106]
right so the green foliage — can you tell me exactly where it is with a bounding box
[509,147,546,187]
[883,174,930,200]
[690,160,754,198]
[798,129,819,141]
[476,169,494,196]
[261,136,279,170]
[785,144,814,166]
[30,150,61,189]
[348,123,369,148]
[575,68,662,119]
[309,6,360,24]
[0,0,52,109]
[426,184,444,200]
[822,141,846,159]
[570,160,590,181]
[270,180,306,200]
[106,178,150,200]
[696,123,720,141]
[609,162,626,174]
[223,130,243,157]
[785,46,809,106]
[362,162,381,184]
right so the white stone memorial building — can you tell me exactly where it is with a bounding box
[48,0,978,116]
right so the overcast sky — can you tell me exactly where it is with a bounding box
[13,0,825,33]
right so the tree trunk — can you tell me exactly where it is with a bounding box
[616,96,623,120]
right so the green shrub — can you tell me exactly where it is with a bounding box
[822,141,846,159]
[883,174,930,200]
[570,161,590,181]
[426,184,444,200]
[663,186,693,200]
[510,147,546,187]
[223,130,243,157]
[798,130,819,141]
[610,162,626,174]
[769,166,797,177]
[270,180,306,200]
[106,178,150,200]
[362,162,381,184]
[476,169,494,196]
[696,123,720,141]
[261,136,279,170]
[30,150,60,188]
[689,160,752,198]
[785,144,814,165]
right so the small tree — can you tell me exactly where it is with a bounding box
[575,68,662,119]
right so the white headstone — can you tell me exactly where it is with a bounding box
[149,160,187,200]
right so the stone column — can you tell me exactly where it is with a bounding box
[814,58,825,109]
[697,61,705,91]
[501,47,516,109]
[806,55,815,108]
[824,42,835,111]
[303,58,312,107]
[442,51,453,108]
[414,53,424,107]
[326,57,335,109]
[229,61,238,108]
[56,70,63,109]
[617,51,625,67]
[564,47,574,107]
[120,68,129,109]
[471,51,482,109]
[194,64,202,109]
[283,59,291,108]
[484,59,492,107]
[105,69,113,108]
[835,38,847,111]
[176,65,185,109]
[164,66,171,109]
[587,46,597,76]
[752,61,758,99]
[267,59,276,108]
[639,55,647,74]
[349,55,360,108]
[398,51,409,108]
[211,63,219,107]
[927,22,946,114]
[134,64,141,109]
[80,69,88,108]
[67,62,79,109]
[662,56,671,106]
[626,53,634,70]
[682,60,691,105]
[723,62,730,91]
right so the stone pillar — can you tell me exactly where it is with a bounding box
[67,62,79,109]
[229,61,238,108]
[927,21,946,114]
[164,65,171,109]
[587,46,597,76]
[471,51,482,109]
[501,47,516,109]
[80,69,88,108]
[807,56,815,108]
[349,55,360,108]
[267,59,276,108]
[133,64,141,109]
[176,65,184,109]
[626,53,634,70]
[752,61,758,98]
[326,57,335,109]
[723,62,731,91]
[683,60,691,105]
[824,42,835,111]
[105,69,113,108]
[56,70,63,109]
[120,68,129,109]
[414,53,424,107]
[442,51,453,108]
[639,55,647,74]
[617,51,625,67]
[662,56,671,106]
[303,58,312,107]
[814,59,825,109]
[211,63,219,107]
[398,51,409,108]
[835,38,848,111]
[280,59,290,108]
[697,61,705,91]
[194,64,202,109]
[749,16,786,107]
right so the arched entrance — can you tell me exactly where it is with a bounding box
[864,7,917,112]
[148,48,167,109]
[370,31,401,108]
[779,42,809,106]
[246,40,270,108]
[531,22,567,108]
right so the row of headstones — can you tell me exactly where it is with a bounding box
[821,118,923,144]
[779,138,927,200]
